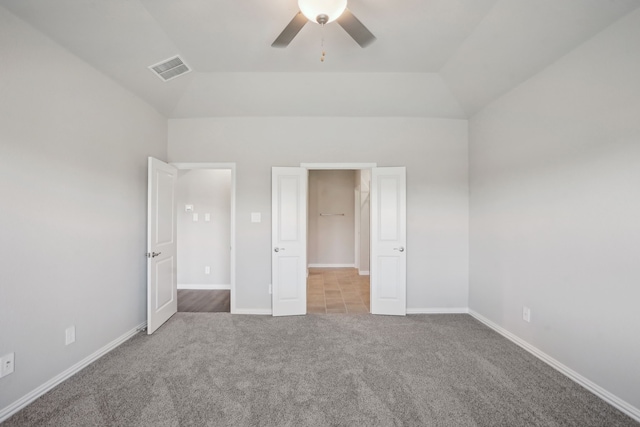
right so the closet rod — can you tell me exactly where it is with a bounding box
[319,213,345,216]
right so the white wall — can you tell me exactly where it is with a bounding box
[168,117,469,312]
[469,9,640,413]
[176,169,231,286]
[308,170,356,266]
[0,7,167,414]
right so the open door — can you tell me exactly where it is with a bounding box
[147,157,178,333]
[370,167,406,315]
[272,167,307,316]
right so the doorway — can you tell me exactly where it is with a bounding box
[173,163,236,314]
[306,169,371,314]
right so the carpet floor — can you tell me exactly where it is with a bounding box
[3,313,637,426]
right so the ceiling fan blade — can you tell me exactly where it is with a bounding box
[272,12,308,48]
[336,8,376,48]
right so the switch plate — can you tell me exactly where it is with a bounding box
[0,353,15,378]
[251,213,261,223]
[193,213,199,222]
[204,213,211,222]
[65,326,76,345]
[268,284,272,294]
[522,306,531,323]
[205,266,210,275]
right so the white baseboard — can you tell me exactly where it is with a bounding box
[358,270,370,276]
[231,308,272,315]
[308,264,355,268]
[177,284,231,290]
[468,310,640,423]
[407,308,469,314]
[0,321,147,424]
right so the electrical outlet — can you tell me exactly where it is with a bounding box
[0,353,15,378]
[522,306,531,323]
[205,266,211,275]
[65,326,76,345]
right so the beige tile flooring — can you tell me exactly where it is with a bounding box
[307,268,370,314]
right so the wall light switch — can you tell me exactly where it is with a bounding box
[185,205,194,212]
[251,213,261,223]
[193,213,198,222]
[205,266,211,275]
[204,213,211,222]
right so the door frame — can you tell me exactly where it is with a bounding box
[172,162,237,314]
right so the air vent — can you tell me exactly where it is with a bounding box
[148,55,191,82]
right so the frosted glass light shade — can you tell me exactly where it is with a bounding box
[298,0,347,24]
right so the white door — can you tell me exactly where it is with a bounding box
[272,167,307,316]
[147,157,178,333]
[370,167,406,315]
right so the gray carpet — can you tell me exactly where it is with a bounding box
[3,314,637,426]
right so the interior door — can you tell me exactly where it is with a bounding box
[272,167,307,316]
[147,157,178,333]
[370,167,406,315]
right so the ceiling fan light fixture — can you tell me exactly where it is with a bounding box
[298,0,347,24]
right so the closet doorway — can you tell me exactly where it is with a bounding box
[270,163,406,317]
[306,169,371,314]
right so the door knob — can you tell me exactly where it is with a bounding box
[274,247,285,253]
[146,252,162,258]
[394,247,405,253]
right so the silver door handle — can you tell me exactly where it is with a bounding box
[274,248,285,253]
[146,252,162,258]
[394,247,405,252]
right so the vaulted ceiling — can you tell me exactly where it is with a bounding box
[2,0,638,118]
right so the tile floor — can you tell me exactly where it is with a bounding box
[307,268,370,314]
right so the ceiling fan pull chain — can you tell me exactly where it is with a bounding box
[320,23,326,62]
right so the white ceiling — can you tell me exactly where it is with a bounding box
[1,0,638,118]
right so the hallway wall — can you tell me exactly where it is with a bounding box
[176,169,231,287]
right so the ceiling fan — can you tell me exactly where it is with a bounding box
[272,0,376,48]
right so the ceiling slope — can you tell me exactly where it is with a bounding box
[0,0,494,117]
[2,0,639,118]
[440,0,640,117]
[0,0,192,116]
